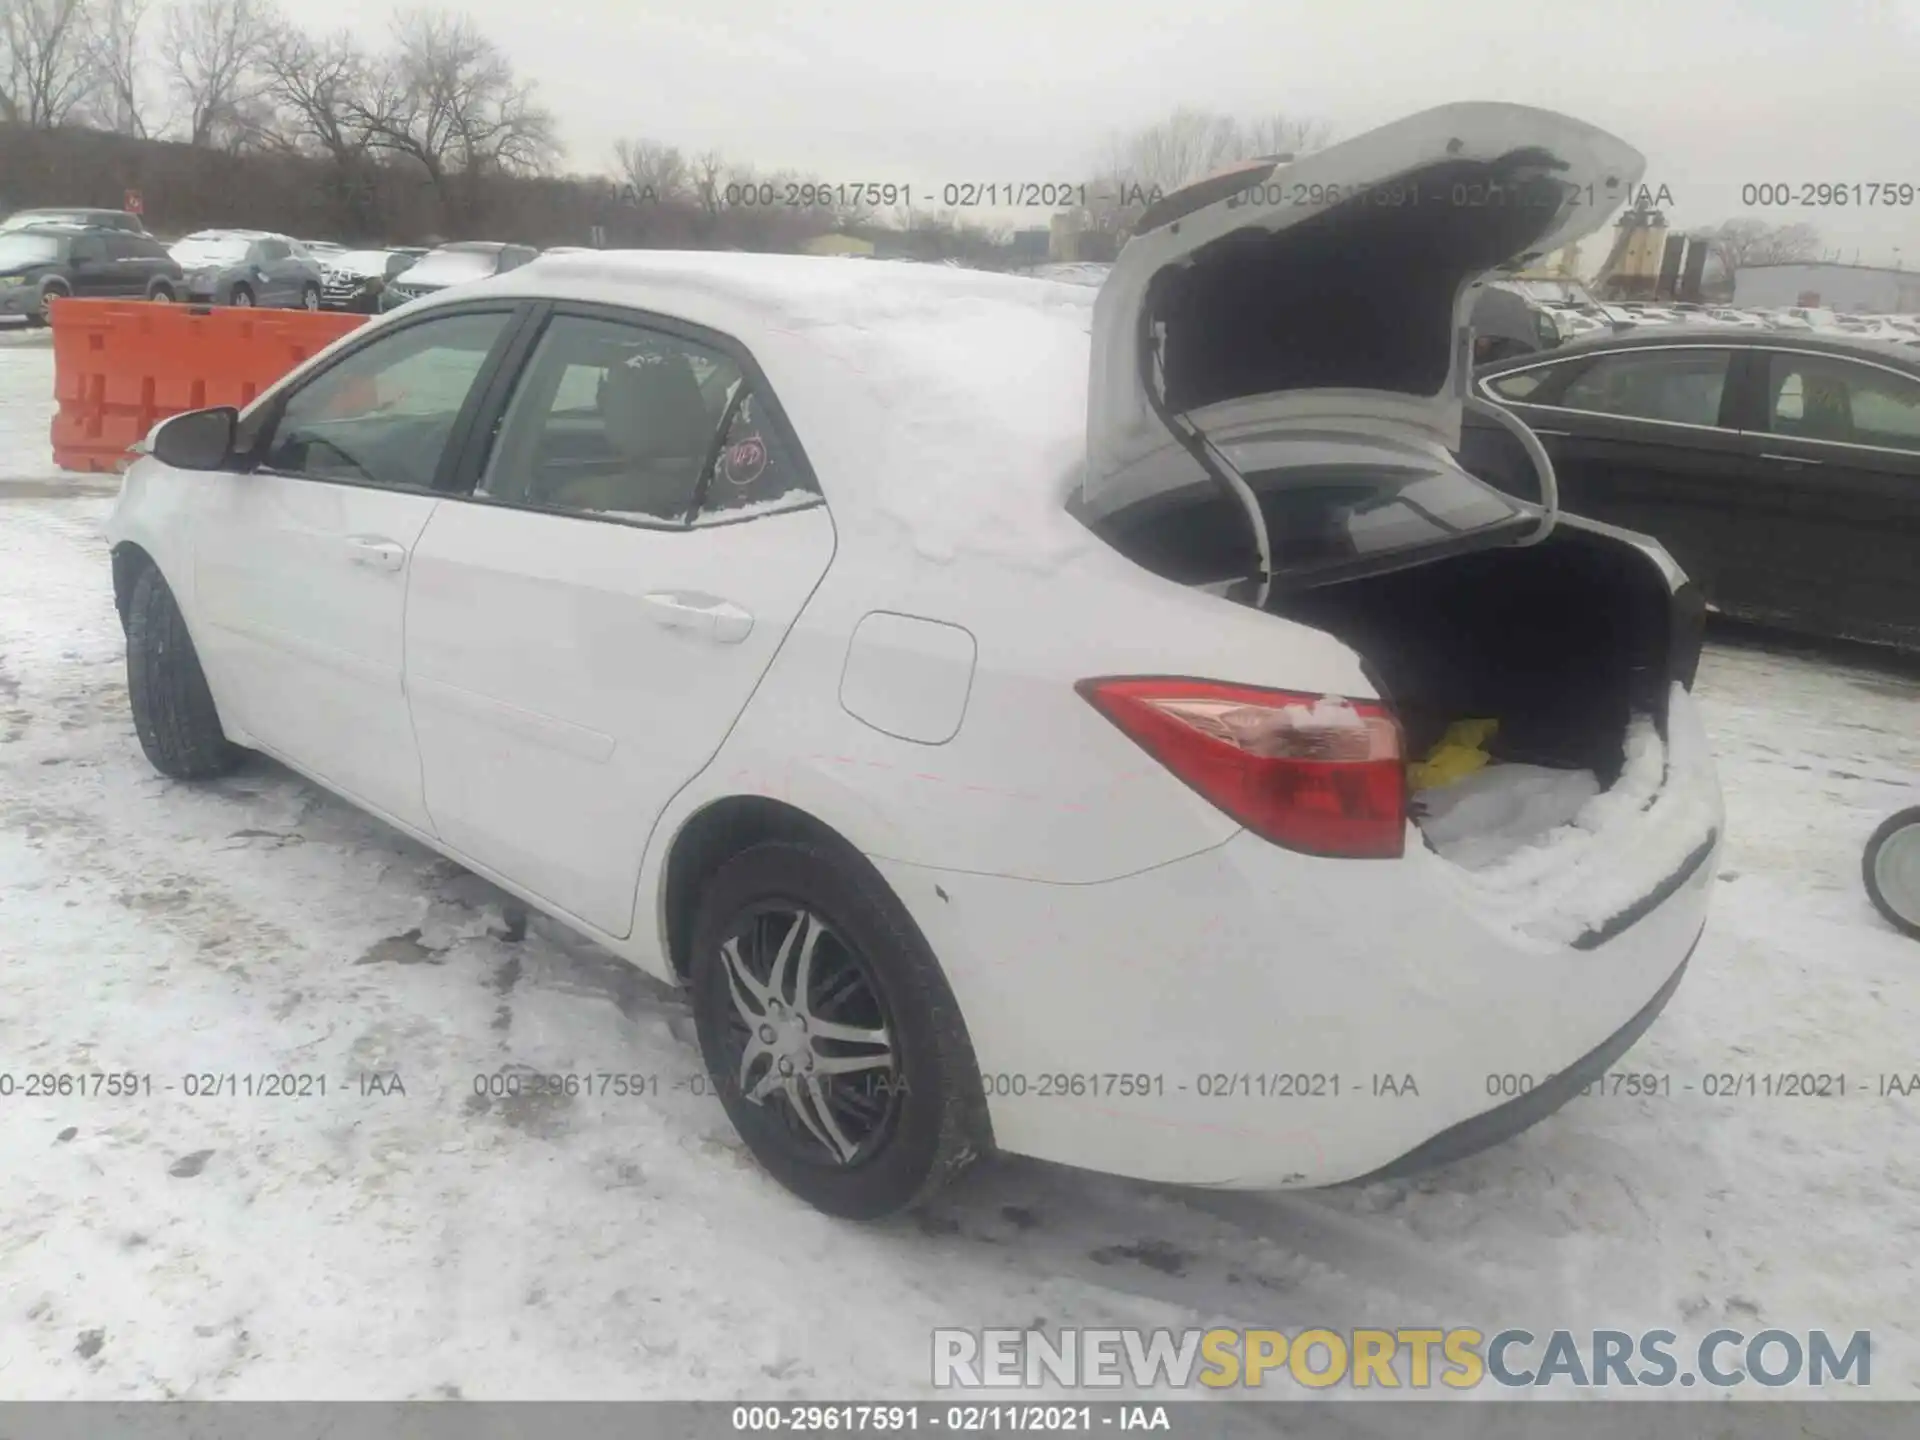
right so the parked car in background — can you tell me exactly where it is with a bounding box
[1463,326,1920,651]
[0,224,184,325]
[302,240,347,259]
[169,229,325,309]
[103,103,1723,1221]
[378,241,539,309]
[1470,280,1562,361]
[317,248,421,312]
[0,207,150,236]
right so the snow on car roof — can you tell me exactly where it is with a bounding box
[474,251,1103,567]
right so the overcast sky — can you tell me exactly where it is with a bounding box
[284,0,1920,264]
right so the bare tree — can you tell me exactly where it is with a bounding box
[256,24,372,160]
[1,0,99,128]
[1069,106,1333,252]
[612,137,690,204]
[82,0,146,134]
[160,0,278,147]
[1697,217,1823,278]
[355,8,557,215]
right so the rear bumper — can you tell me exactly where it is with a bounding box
[0,283,38,316]
[1350,934,1697,1183]
[875,684,1721,1190]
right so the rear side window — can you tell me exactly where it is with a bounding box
[1554,348,1732,426]
[1764,352,1920,451]
[1486,367,1552,400]
[257,239,291,261]
[696,387,819,523]
[477,313,741,522]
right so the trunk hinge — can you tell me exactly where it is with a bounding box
[1137,311,1275,607]
[1458,323,1561,546]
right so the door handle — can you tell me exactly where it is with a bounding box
[1759,453,1822,466]
[344,536,406,570]
[642,591,754,644]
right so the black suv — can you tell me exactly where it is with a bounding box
[0,224,185,325]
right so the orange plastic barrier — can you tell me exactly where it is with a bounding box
[48,299,370,473]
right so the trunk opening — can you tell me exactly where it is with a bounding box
[1272,526,1678,791]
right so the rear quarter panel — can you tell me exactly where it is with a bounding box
[646,524,1381,899]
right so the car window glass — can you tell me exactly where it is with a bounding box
[478,314,740,522]
[1766,353,1920,450]
[1554,348,1732,426]
[259,311,511,489]
[258,240,289,261]
[697,386,821,522]
[70,236,105,264]
[1487,369,1550,400]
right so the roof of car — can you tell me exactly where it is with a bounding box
[178,229,283,241]
[1483,322,1920,372]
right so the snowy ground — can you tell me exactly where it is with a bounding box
[3,324,1920,1403]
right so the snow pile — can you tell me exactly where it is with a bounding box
[778,288,1098,571]
[1421,710,1721,947]
[1419,762,1602,869]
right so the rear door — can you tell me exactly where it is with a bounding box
[1734,347,1920,647]
[402,303,835,937]
[101,233,147,295]
[66,233,116,298]
[1474,345,1753,602]
[253,238,297,304]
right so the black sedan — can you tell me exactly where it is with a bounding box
[1460,326,1920,653]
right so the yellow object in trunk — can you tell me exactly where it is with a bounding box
[1408,718,1500,791]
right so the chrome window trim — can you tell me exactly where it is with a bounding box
[1476,341,1920,456]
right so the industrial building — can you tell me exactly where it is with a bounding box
[1733,262,1920,314]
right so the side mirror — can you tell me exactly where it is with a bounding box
[150,406,239,471]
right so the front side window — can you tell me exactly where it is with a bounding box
[1764,352,1920,451]
[258,310,511,489]
[478,314,742,522]
[256,239,290,262]
[1554,348,1733,426]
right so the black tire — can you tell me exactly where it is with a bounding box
[148,281,176,302]
[689,839,990,1219]
[229,283,255,308]
[1863,807,1920,940]
[35,280,68,325]
[125,564,242,780]
[299,283,321,311]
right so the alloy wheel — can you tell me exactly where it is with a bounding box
[714,903,901,1166]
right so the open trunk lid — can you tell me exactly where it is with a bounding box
[1084,103,1645,511]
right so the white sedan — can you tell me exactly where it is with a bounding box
[105,102,1722,1219]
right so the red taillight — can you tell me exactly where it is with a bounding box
[1076,677,1407,859]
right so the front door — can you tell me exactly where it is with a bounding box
[404,307,835,936]
[189,307,521,831]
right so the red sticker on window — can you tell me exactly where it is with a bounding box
[721,435,767,487]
